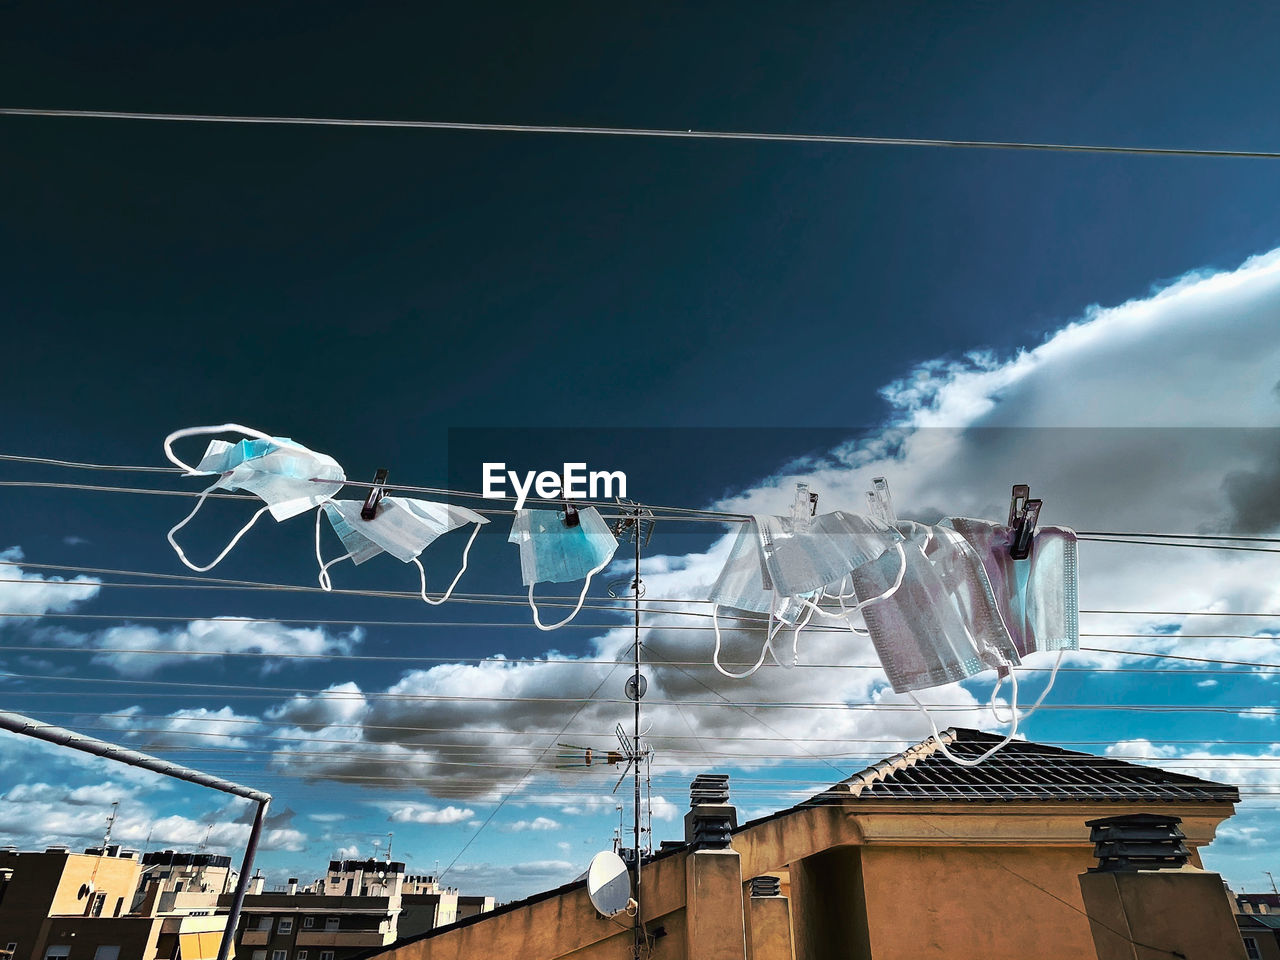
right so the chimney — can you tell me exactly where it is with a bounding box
[681,774,746,959]
[683,774,737,850]
[1077,815,1247,960]
[287,878,298,895]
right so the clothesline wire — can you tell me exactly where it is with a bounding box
[15,716,1274,752]
[9,558,1280,625]
[7,107,1280,161]
[0,687,1259,712]
[6,458,1280,541]
[2,641,1275,673]
[29,732,1280,767]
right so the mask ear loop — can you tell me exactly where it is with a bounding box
[167,484,270,572]
[164,423,287,573]
[907,666,1020,767]
[529,556,612,631]
[314,509,354,592]
[413,521,483,606]
[712,604,774,679]
[798,542,909,634]
[765,591,813,669]
[163,423,276,473]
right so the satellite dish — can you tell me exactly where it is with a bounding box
[586,850,632,918]
[78,882,95,900]
[624,674,647,702]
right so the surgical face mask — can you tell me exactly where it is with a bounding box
[940,518,1079,658]
[852,520,1020,694]
[509,507,618,630]
[852,518,1032,767]
[164,423,346,571]
[316,496,489,605]
[707,511,904,678]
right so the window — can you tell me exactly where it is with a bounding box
[174,881,185,892]
[93,948,120,960]
[90,891,107,917]
[255,917,274,932]
[296,953,308,960]
[113,897,124,917]
[324,918,340,932]
[44,949,70,960]
[1244,936,1261,960]
[320,953,334,960]
[302,917,315,929]
[251,952,266,960]
[278,919,293,934]
[271,951,287,960]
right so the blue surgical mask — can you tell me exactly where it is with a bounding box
[940,517,1079,658]
[164,423,345,571]
[317,496,489,605]
[509,507,618,630]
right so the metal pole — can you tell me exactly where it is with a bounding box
[0,710,269,802]
[0,711,271,960]
[632,508,643,960]
[217,797,269,960]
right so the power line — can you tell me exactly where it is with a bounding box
[5,107,1280,160]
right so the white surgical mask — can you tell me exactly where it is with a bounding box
[316,496,488,605]
[164,423,345,571]
[707,511,905,678]
[852,519,1028,766]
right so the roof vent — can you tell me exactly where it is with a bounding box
[750,875,782,898]
[1086,814,1190,872]
[685,774,736,850]
[689,774,729,807]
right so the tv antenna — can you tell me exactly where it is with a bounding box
[616,502,654,957]
[102,800,119,848]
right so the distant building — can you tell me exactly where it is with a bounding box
[1234,892,1280,958]
[134,850,234,918]
[0,843,492,960]
[0,844,224,960]
[220,859,490,960]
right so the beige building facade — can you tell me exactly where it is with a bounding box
[363,728,1244,960]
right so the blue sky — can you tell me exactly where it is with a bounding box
[1,2,1279,901]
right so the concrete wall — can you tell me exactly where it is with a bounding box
[363,800,1236,960]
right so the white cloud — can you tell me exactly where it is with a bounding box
[0,546,100,618]
[81,619,364,677]
[506,817,559,832]
[1242,707,1278,721]
[0,784,306,854]
[380,802,475,825]
[99,705,260,748]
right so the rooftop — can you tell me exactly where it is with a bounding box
[820,728,1240,805]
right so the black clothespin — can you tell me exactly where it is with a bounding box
[361,469,389,521]
[560,470,580,527]
[1008,483,1042,560]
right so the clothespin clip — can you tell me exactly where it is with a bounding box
[1008,483,1042,560]
[561,470,580,528]
[791,483,818,529]
[866,476,898,525]
[360,469,389,521]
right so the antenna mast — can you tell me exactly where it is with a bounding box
[102,801,119,848]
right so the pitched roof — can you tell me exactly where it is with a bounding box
[821,727,1239,804]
